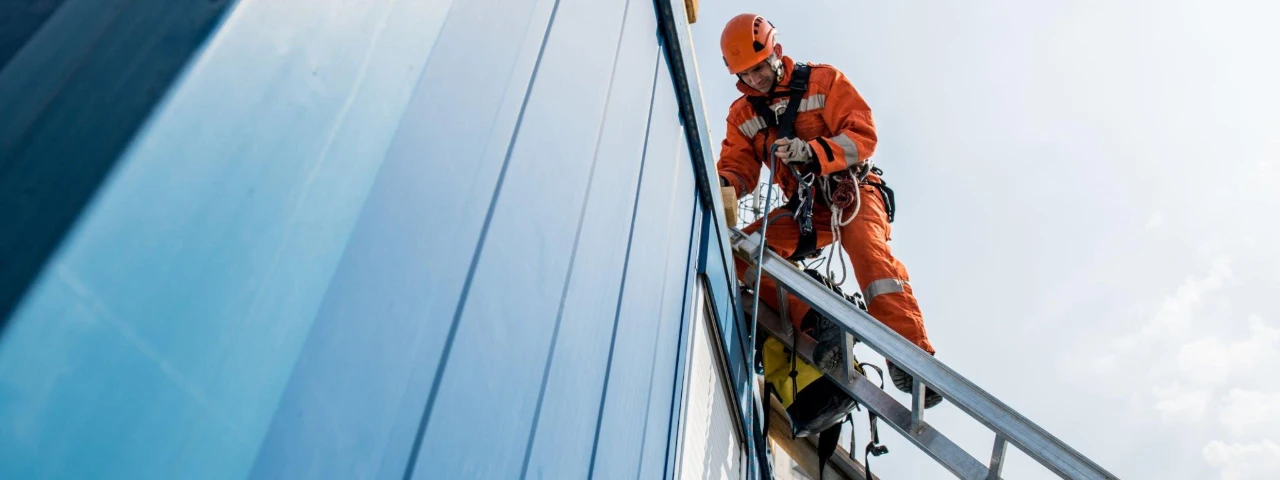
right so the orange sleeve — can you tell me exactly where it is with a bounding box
[716,109,762,197]
[806,68,877,176]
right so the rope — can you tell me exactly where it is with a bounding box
[818,164,866,287]
[747,147,782,364]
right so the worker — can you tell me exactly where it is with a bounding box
[716,13,941,407]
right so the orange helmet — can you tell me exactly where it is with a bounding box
[720,13,777,75]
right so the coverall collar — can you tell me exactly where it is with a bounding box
[736,55,797,97]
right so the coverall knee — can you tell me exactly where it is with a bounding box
[735,183,934,354]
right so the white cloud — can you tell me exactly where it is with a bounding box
[1220,389,1280,438]
[1145,211,1166,229]
[1075,257,1280,451]
[1152,382,1212,422]
[1176,336,1234,386]
[1147,316,1280,428]
[1177,316,1280,387]
[1204,440,1280,480]
[1142,258,1232,337]
[1095,257,1233,371]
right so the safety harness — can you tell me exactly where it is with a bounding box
[747,64,818,261]
[744,63,897,264]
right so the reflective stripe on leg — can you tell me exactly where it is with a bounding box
[863,278,908,303]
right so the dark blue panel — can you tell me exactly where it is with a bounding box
[406,0,636,478]
[588,56,687,478]
[699,213,755,422]
[520,0,661,477]
[702,216,747,367]
[637,145,699,480]
[0,0,69,69]
[0,0,234,322]
[247,1,559,479]
[1,1,453,478]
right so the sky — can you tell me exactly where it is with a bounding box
[687,1,1280,478]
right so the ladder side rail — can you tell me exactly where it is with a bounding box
[732,229,1117,480]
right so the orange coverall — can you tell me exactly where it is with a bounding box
[718,56,934,354]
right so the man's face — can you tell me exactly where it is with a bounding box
[736,56,778,93]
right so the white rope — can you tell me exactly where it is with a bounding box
[748,148,783,351]
[819,162,870,287]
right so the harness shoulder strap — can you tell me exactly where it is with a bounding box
[776,63,810,139]
[744,63,812,139]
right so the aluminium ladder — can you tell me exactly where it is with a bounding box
[731,228,1119,480]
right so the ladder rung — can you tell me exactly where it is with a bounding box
[988,434,1008,480]
[911,382,927,435]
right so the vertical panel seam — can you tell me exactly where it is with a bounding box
[400,1,563,478]
[631,110,687,480]
[660,199,702,480]
[517,0,634,477]
[586,47,662,479]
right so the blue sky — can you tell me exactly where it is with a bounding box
[688,1,1280,478]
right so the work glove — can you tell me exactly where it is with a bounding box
[719,177,739,227]
[773,137,813,165]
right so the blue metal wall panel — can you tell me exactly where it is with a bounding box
[520,0,662,476]
[0,0,69,69]
[0,1,452,478]
[0,0,235,326]
[407,0,636,477]
[637,146,700,480]
[589,56,694,478]
[249,1,557,478]
[0,0,752,478]
[652,0,756,451]
[700,213,756,423]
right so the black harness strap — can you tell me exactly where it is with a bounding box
[778,197,818,261]
[817,421,842,478]
[863,166,896,223]
[761,382,775,442]
[778,66,818,260]
[745,63,810,132]
[746,64,821,261]
[776,64,809,139]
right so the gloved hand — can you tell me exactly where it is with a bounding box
[721,184,739,227]
[773,137,813,165]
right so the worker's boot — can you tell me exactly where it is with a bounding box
[887,361,943,409]
[803,310,844,374]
